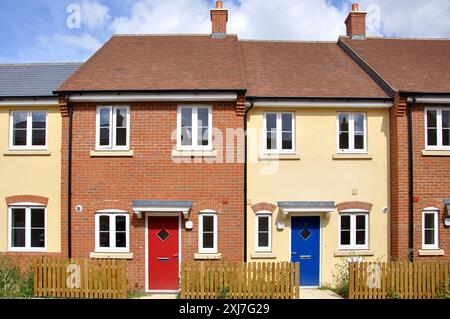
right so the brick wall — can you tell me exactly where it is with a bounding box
[61,101,244,291]
[390,98,450,261]
[411,104,449,260]
[389,95,410,259]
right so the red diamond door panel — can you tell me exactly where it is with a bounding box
[148,216,179,290]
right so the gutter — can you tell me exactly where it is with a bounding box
[243,98,255,262]
[244,98,393,108]
[66,96,73,259]
[407,96,450,104]
[407,97,416,261]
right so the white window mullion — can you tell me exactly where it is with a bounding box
[208,108,213,148]
[350,215,355,247]
[437,110,443,147]
[110,215,116,250]
[277,114,282,152]
[192,108,198,149]
[25,208,31,249]
[26,112,32,148]
[108,107,113,149]
[349,114,355,151]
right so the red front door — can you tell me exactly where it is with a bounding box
[148,216,179,290]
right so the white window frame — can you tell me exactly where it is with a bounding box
[422,208,439,250]
[8,205,47,252]
[95,212,130,253]
[95,106,130,150]
[255,212,272,252]
[9,110,48,150]
[198,210,218,254]
[425,107,450,150]
[338,210,369,250]
[336,112,367,154]
[263,112,296,154]
[177,105,213,151]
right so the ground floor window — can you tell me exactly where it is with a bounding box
[422,208,439,250]
[339,212,369,250]
[255,213,272,252]
[9,206,46,251]
[95,212,129,252]
[198,210,217,254]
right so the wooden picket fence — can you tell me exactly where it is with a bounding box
[349,261,450,299]
[180,261,300,299]
[33,257,128,299]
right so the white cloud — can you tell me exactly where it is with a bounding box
[110,0,211,34]
[36,33,103,61]
[38,33,102,51]
[107,0,450,40]
[358,0,450,38]
[81,0,111,30]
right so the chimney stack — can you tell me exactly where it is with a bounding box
[345,3,367,39]
[211,1,228,38]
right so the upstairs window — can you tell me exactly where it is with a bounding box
[264,112,295,154]
[337,112,367,153]
[177,106,212,150]
[10,111,47,149]
[425,108,450,150]
[96,106,130,150]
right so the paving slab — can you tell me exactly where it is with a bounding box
[300,288,343,299]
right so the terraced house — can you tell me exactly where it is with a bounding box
[0,1,448,293]
[338,23,450,262]
[245,6,391,287]
[0,63,80,263]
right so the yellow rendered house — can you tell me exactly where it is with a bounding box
[0,63,80,256]
[243,41,391,287]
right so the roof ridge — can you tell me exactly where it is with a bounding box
[240,39,336,44]
[363,36,450,41]
[0,62,83,66]
[112,33,238,37]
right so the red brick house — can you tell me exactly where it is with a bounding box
[339,4,450,261]
[56,3,246,292]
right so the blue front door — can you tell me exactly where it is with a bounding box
[291,216,320,286]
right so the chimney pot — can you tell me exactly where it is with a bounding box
[211,1,228,37]
[345,3,366,39]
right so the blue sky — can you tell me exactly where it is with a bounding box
[1,0,450,63]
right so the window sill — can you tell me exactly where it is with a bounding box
[90,252,134,259]
[332,154,373,160]
[172,150,217,158]
[259,154,300,161]
[194,253,222,260]
[334,250,374,257]
[422,150,450,157]
[250,253,277,259]
[90,150,134,157]
[7,249,47,253]
[418,249,445,256]
[3,150,51,156]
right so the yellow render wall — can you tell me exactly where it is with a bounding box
[0,105,61,253]
[246,107,390,286]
